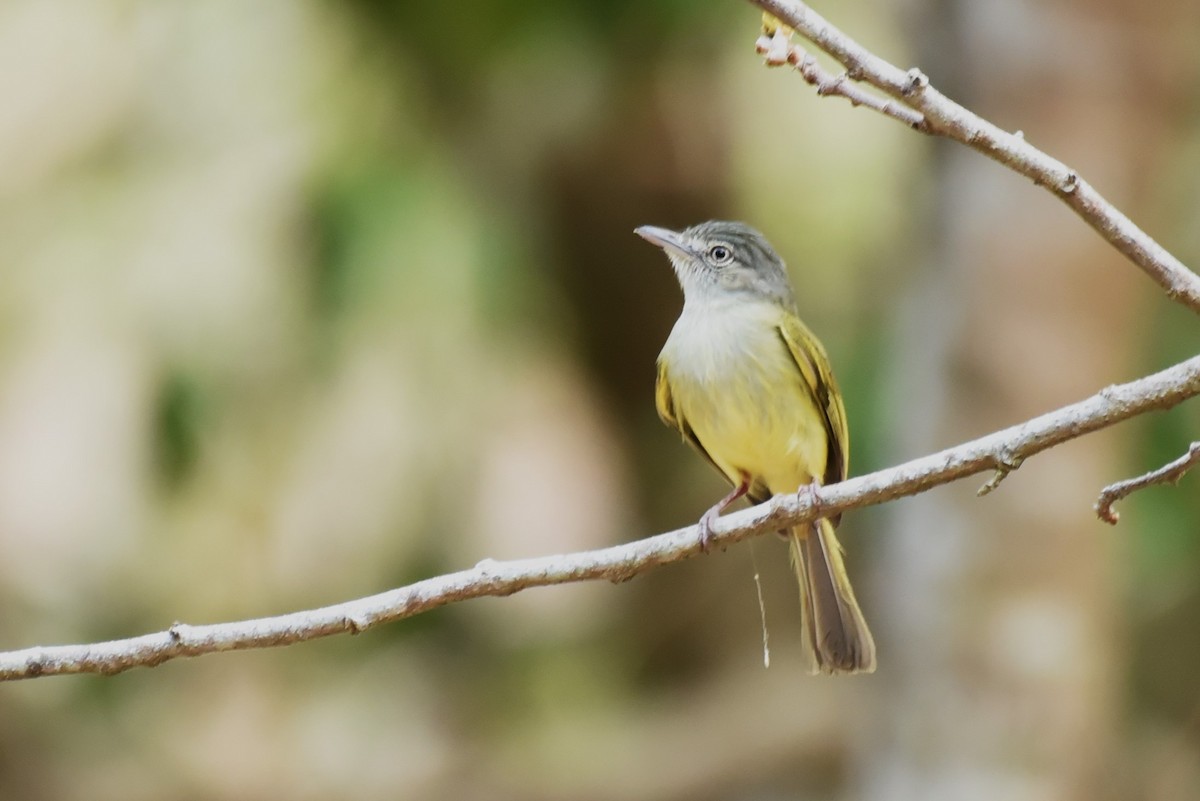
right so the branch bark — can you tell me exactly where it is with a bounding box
[2,354,1198,682]
[750,0,1200,314]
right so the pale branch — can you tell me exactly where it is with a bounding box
[749,0,1200,315]
[2,354,1199,682]
[1095,441,1200,524]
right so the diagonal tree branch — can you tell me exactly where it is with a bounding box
[2,354,1198,682]
[750,0,1200,314]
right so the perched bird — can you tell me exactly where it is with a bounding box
[636,221,876,674]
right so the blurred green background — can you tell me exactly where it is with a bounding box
[1,1,1199,799]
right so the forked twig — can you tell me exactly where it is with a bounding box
[749,0,1200,314]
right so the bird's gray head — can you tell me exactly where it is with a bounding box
[635,220,796,310]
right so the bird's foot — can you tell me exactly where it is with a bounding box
[697,505,721,553]
[696,474,752,553]
[797,479,824,517]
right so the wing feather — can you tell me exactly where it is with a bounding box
[776,318,849,489]
[655,360,727,484]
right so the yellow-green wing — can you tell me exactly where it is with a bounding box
[655,360,728,484]
[777,316,849,487]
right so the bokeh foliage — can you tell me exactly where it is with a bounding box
[0,1,1198,799]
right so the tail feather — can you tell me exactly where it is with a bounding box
[789,520,876,674]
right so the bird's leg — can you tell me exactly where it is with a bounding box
[698,474,751,553]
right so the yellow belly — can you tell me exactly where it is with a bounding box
[659,299,828,494]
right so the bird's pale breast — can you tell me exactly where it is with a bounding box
[659,297,828,494]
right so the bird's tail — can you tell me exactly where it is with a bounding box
[789,519,876,674]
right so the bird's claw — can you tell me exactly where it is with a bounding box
[697,508,719,553]
[797,480,824,516]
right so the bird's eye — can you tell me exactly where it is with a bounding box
[707,244,733,265]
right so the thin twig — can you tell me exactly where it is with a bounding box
[755,33,925,130]
[2,355,1198,682]
[976,452,1024,497]
[749,0,1200,314]
[1095,441,1200,524]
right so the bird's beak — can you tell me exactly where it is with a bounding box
[635,225,693,259]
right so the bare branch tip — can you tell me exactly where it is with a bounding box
[1094,441,1200,527]
[1094,498,1120,526]
[903,67,929,96]
[976,469,1007,496]
[757,27,794,67]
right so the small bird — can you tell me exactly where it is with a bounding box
[636,221,876,674]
